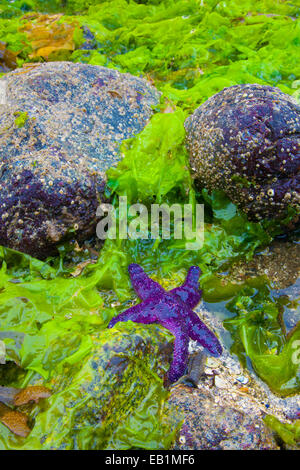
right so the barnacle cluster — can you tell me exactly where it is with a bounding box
[0,61,159,257]
[185,84,300,226]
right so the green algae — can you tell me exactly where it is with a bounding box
[264,415,300,448]
[71,0,300,110]
[13,111,29,128]
[0,245,181,449]
[224,281,300,396]
[0,323,179,450]
[2,1,300,104]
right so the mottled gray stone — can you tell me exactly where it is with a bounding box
[0,147,105,258]
[0,61,159,172]
[185,84,300,226]
[0,62,159,257]
[170,385,279,450]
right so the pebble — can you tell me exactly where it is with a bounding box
[214,376,228,389]
[236,375,249,385]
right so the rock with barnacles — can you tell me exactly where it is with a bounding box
[0,62,159,257]
[24,324,175,449]
[0,148,106,258]
[185,84,299,226]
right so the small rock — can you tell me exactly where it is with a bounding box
[206,357,220,368]
[214,376,228,389]
[236,375,249,385]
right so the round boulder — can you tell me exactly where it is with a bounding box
[24,323,175,450]
[185,84,299,225]
[0,148,105,258]
[169,385,279,450]
[0,62,159,257]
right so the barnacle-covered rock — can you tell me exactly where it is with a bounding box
[0,62,159,257]
[20,323,176,450]
[0,148,105,258]
[185,84,300,226]
[0,61,159,172]
[169,385,279,450]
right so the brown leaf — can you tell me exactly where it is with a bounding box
[14,385,52,406]
[19,13,78,60]
[0,402,31,437]
[0,41,18,72]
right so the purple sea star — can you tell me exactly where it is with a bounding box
[108,264,222,383]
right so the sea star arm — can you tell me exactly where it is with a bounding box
[171,266,202,308]
[128,263,165,301]
[187,310,222,357]
[160,319,189,383]
[108,300,158,328]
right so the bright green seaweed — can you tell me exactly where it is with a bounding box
[0,0,299,449]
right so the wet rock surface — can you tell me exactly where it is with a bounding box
[170,383,279,450]
[227,239,300,289]
[34,323,174,449]
[0,148,105,258]
[225,238,300,334]
[169,238,300,450]
[170,336,299,450]
[185,84,300,225]
[0,62,159,257]
[198,258,299,416]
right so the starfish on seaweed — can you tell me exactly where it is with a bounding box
[108,264,222,383]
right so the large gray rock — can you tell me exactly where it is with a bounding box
[22,323,174,450]
[169,384,279,450]
[185,84,300,226]
[0,148,104,258]
[0,62,159,257]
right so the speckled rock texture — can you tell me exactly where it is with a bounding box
[45,323,174,449]
[226,238,300,334]
[0,62,159,257]
[169,299,300,450]
[0,148,105,258]
[185,84,300,226]
[169,384,279,450]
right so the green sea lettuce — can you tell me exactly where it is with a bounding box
[0,108,277,447]
[264,415,300,448]
[0,322,178,450]
[225,282,300,396]
[70,0,300,110]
